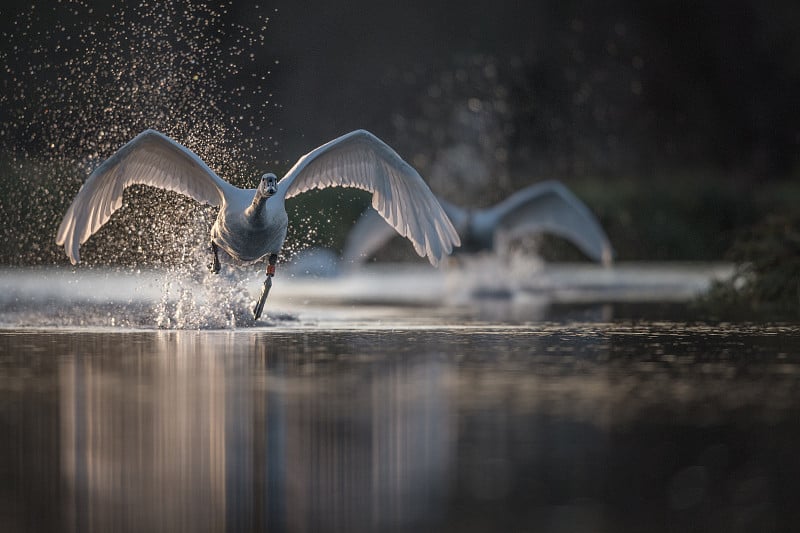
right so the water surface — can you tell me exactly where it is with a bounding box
[2,265,799,532]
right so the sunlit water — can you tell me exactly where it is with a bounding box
[3,264,800,533]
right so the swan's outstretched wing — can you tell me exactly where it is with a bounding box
[56,129,233,264]
[483,180,614,265]
[277,130,460,266]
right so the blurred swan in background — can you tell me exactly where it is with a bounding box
[56,129,459,318]
[342,180,613,267]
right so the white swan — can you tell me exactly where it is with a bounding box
[56,129,460,318]
[342,180,613,267]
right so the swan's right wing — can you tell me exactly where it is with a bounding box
[56,129,233,264]
[485,180,614,265]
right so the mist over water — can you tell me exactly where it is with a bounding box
[0,262,729,331]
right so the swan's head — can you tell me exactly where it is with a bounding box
[259,173,278,197]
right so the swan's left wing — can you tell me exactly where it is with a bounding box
[277,130,459,266]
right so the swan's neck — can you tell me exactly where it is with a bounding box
[245,190,271,222]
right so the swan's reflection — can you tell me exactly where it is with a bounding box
[58,332,453,532]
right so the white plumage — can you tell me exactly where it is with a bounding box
[56,129,459,267]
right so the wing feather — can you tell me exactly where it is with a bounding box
[56,129,233,264]
[278,130,459,266]
[484,180,614,265]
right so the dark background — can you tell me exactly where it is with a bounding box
[2,0,800,265]
[261,0,800,179]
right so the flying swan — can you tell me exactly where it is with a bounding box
[342,180,613,267]
[56,129,460,319]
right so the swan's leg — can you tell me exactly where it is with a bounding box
[208,242,221,274]
[253,254,278,320]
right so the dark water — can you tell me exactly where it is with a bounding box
[3,321,800,533]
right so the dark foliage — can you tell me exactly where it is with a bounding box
[698,215,800,318]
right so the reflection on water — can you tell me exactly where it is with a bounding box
[3,325,800,532]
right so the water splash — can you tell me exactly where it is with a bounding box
[0,0,280,267]
[0,0,370,326]
[0,261,299,330]
[152,257,260,330]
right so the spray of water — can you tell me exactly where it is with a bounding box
[0,0,295,328]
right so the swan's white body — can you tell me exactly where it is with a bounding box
[56,129,459,268]
[343,180,613,266]
[209,184,288,263]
